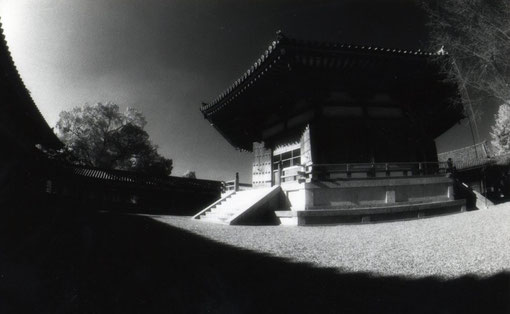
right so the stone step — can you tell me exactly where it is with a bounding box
[203,212,236,220]
[199,216,228,224]
[205,211,238,217]
[195,187,279,225]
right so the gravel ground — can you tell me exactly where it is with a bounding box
[154,203,510,279]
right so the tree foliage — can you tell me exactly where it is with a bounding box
[425,0,510,141]
[182,170,196,179]
[426,0,510,101]
[490,102,510,156]
[56,102,172,176]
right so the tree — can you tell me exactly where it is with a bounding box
[424,0,510,142]
[55,102,172,176]
[490,102,510,155]
[182,170,196,179]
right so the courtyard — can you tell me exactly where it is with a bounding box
[2,204,509,313]
[157,205,510,279]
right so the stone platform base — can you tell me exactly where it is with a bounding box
[275,199,466,226]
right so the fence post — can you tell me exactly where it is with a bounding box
[275,161,282,186]
[369,162,376,177]
[235,172,239,191]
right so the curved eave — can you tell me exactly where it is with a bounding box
[201,32,450,119]
[0,20,63,149]
[201,36,284,118]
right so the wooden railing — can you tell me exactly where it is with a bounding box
[305,161,449,180]
[223,181,252,192]
[280,165,303,183]
[274,161,450,183]
[223,172,252,192]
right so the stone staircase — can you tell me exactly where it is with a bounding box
[192,186,280,225]
[453,179,494,210]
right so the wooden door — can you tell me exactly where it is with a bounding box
[252,142,272,188]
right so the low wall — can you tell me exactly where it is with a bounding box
[280,175,454,210]
[276,199,466,226]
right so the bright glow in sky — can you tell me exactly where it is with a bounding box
[0,0,258,181]
[0,0,496,180]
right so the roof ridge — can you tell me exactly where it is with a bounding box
[280,31,443,56]
[438,141,488,156]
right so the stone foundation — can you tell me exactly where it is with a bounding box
[276,175,463,225]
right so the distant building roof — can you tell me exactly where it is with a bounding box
[438,141,494,170]
[69,165,222,191]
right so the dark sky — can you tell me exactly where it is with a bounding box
[0,0,493,181]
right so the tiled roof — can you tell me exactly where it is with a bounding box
[69,165,222,191]
[201,31,449,116]
[200,31,461,151]
[438,142,494,170]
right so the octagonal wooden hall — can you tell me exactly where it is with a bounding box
[196,32,466,225]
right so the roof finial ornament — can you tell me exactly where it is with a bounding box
[276,30,285,41]
[437,45,446,55]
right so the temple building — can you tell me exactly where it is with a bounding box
[196,32,467,225]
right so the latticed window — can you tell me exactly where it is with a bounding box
[273,148,301,169]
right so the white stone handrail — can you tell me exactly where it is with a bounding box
[304,161,449,179]
[192,190,236,219]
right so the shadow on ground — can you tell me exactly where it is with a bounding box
[0,206,509,314]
